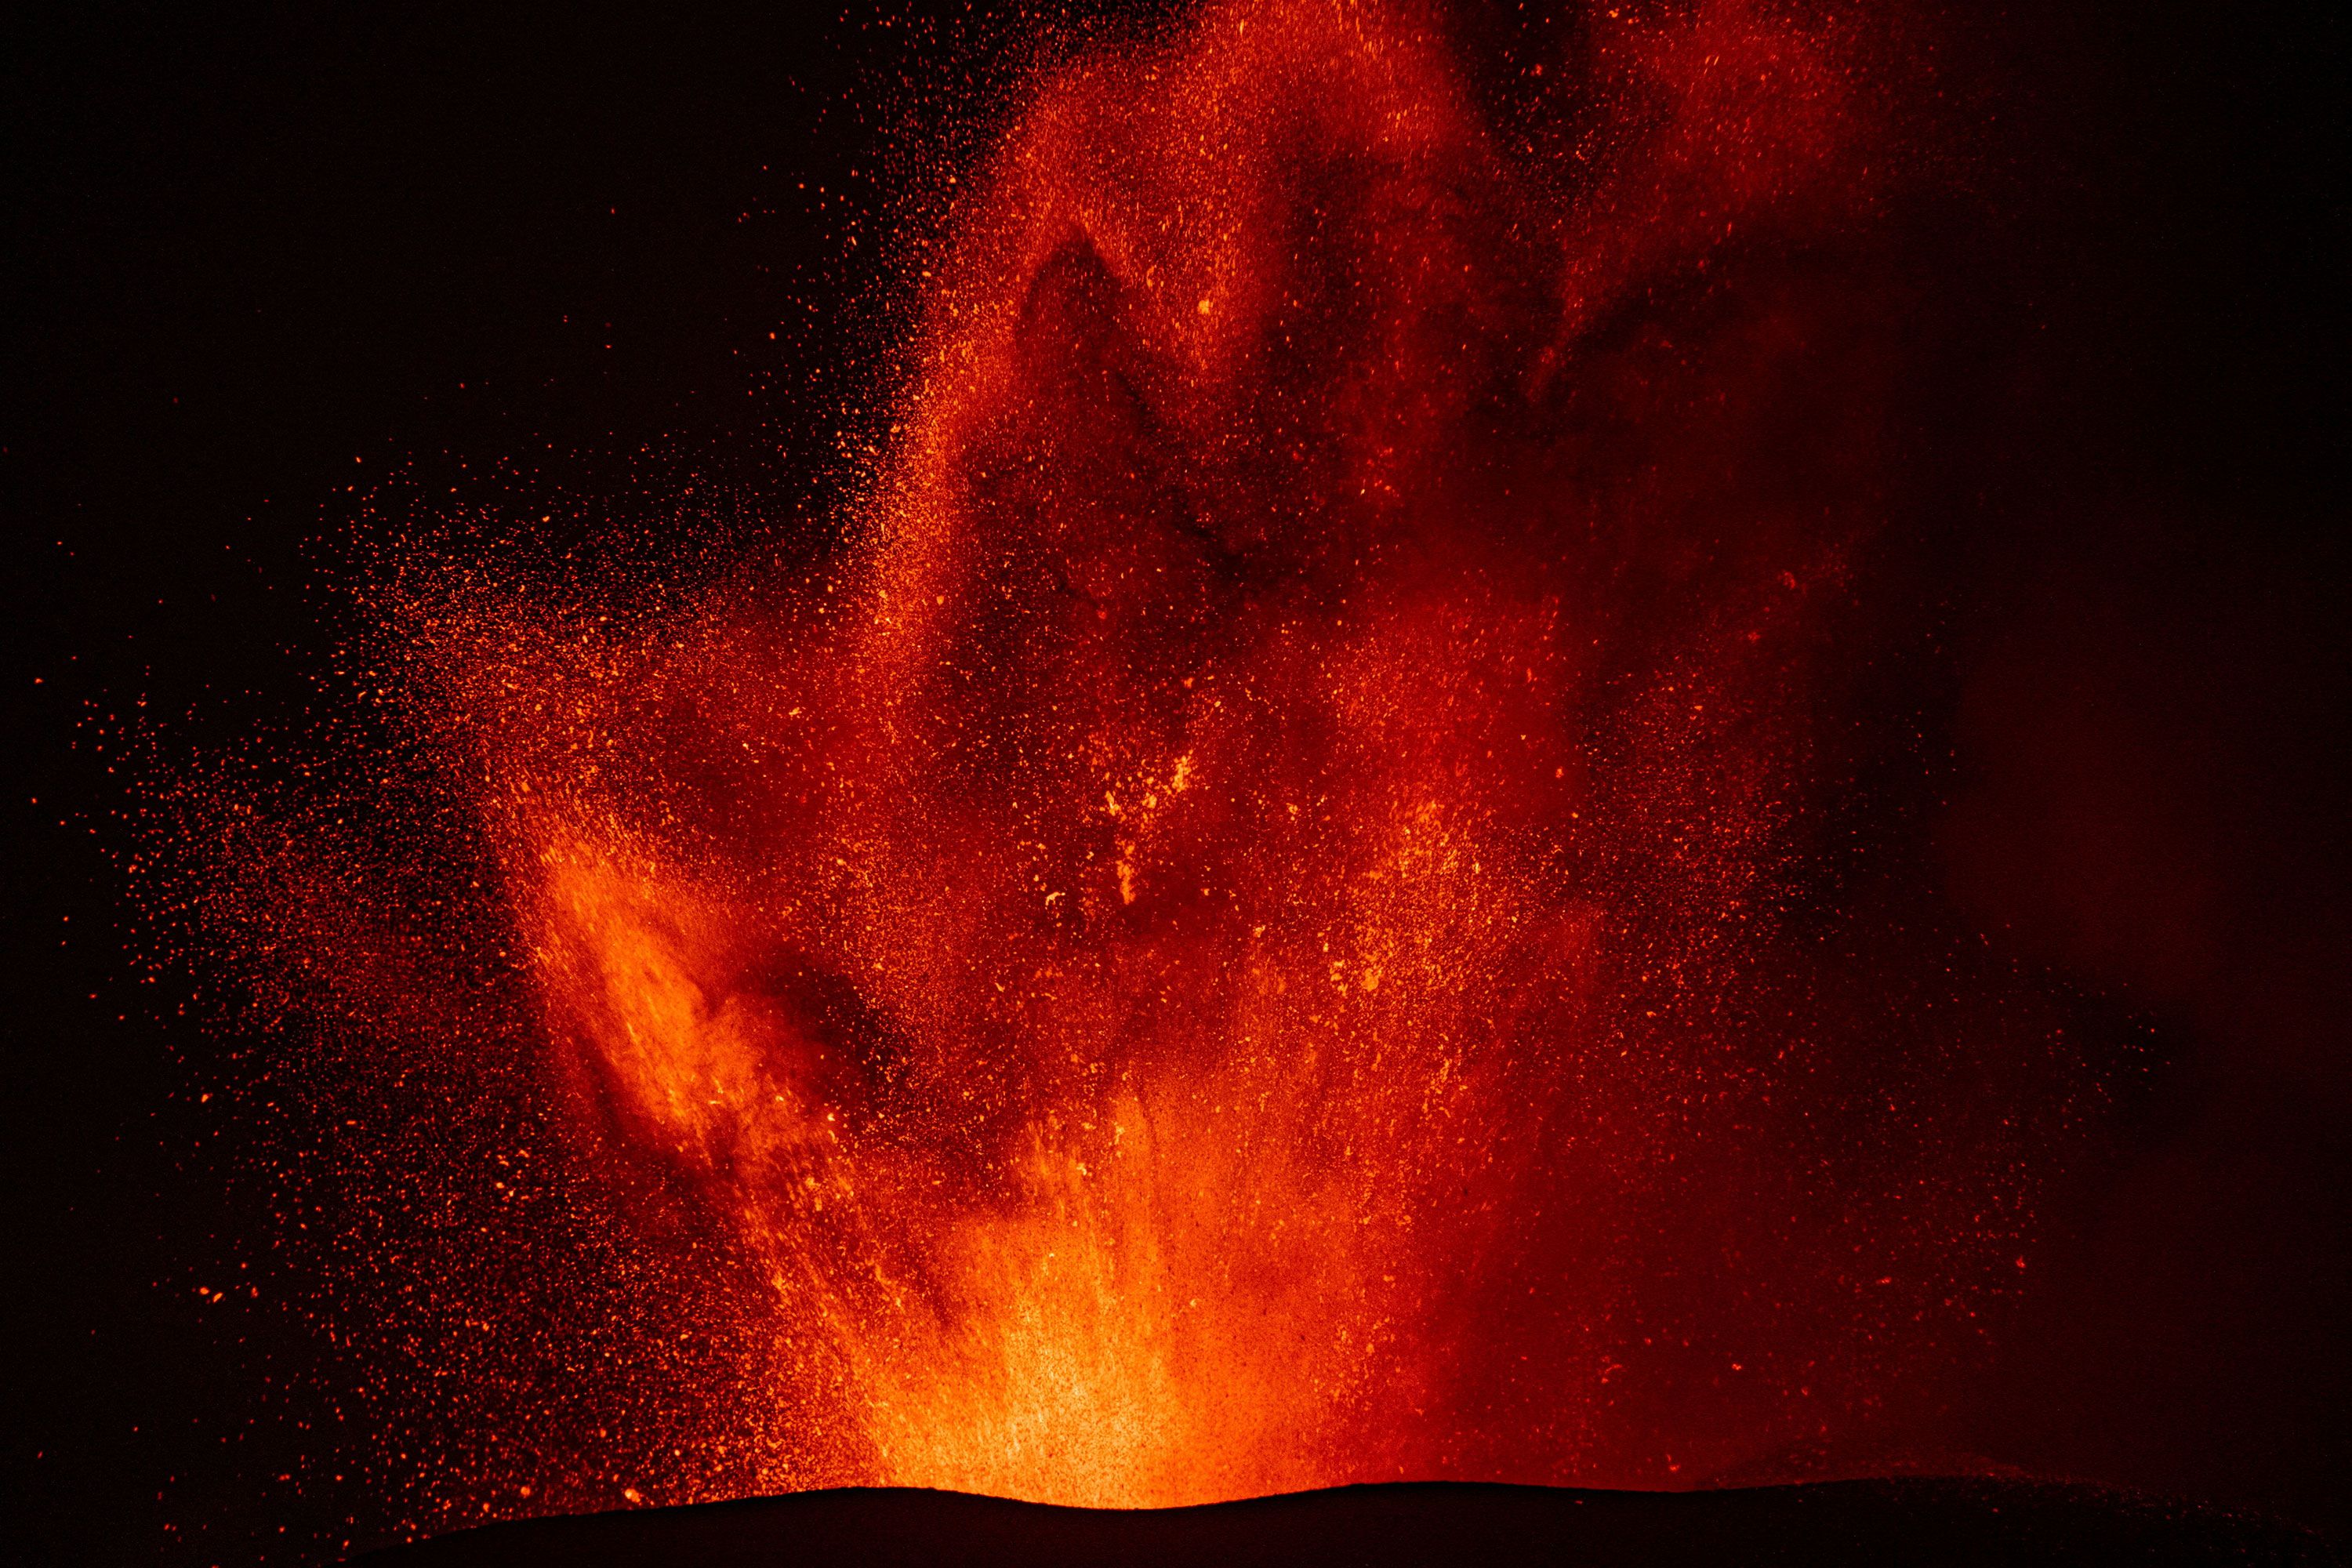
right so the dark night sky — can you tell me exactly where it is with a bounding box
[3,2,2343,1563]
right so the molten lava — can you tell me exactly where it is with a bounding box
[206,0,2078,1521]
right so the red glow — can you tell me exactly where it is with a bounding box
[201,0,2082,1522]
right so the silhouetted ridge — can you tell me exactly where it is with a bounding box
[361,1477,2338,1566]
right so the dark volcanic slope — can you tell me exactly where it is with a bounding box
[363,1479,2336,1566]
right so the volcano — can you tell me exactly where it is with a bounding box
[360,1479,2335,1566]
[63,0,2339,1555]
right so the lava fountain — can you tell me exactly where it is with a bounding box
[190,0,2084,1523]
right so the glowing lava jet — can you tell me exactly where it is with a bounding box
[231,0,2074,1518]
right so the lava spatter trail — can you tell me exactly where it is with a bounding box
[176,0,2084,1529]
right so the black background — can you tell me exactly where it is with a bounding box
[3,2,2343,1563]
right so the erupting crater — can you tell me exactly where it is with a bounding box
[201,0,2082,1524]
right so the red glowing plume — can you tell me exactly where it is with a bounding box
[196,0,2077,1522]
